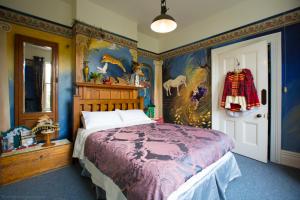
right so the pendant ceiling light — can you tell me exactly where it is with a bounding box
[151,0,177,33]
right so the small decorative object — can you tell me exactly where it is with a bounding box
[41,129,55,147]
[83,60,90,82]
[20,128,36,147]
[1,126,34,153]
[31,115,60,147]
[146,104,155,118]
[97,62,108,74]
[116,77,130,86]
[89,72,103,83]
[131,61,145,87]
[103,76,112,85]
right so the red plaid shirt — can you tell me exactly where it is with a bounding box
[221,68,260,110]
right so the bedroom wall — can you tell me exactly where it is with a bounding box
[159,0,300,52]
[137,32,160,54]
[0,0,160,52]
[6,23,74,139]
[0,0,73,26]
[75,0,138,41]
[281,23,300,153]
[162,16,300,153]
[1,3,298,153]
[137,56,156,108]
[0,6,161,140]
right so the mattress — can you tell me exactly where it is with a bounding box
[73,122,241,200]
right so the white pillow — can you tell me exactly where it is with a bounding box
[81,111,123,130]
[116,109,151,123]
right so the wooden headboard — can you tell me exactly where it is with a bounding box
[72,82,144,141]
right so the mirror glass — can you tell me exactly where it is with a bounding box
[23,42,53,113]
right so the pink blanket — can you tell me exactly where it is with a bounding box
[84,123,234,200]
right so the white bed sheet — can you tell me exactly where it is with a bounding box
[73,122,241,200]
[82,151,240,200]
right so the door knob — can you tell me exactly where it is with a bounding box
[256,114,262,118]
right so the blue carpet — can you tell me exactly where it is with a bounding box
[226,154,300,200]
[0,154,299,200]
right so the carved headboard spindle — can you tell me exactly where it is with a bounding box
[72,83,144,141]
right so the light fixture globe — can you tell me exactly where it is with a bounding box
[151,0,177,33]
[151,14,177,33]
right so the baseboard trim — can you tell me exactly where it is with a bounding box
[280,150,300,169]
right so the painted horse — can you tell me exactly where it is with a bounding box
[163,75,187,96]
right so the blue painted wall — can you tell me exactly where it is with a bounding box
[281,23,300,152]
[57,71,73,139]
[163,22,300,153]
[137,56,155,108]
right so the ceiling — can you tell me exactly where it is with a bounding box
[90,0,247,38]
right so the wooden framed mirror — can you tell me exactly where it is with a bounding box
[14,34,58,137]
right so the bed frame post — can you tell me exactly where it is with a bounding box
[139,96,144,110]
[73,95,80,142]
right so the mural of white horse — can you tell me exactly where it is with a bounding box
[163,75,187,96]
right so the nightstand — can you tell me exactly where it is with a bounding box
[0,139,72,185]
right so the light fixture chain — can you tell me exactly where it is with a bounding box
[161,0,168,14]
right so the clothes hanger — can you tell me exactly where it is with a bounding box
[233,58,242,73]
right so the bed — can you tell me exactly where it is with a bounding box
[72,84,241,200]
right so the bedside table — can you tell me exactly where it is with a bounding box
[0,139,72,185]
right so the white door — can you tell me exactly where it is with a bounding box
[212,41,269,163]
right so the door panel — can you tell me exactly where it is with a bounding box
[224,119,236,139]
[213,41,268,163]
[242,121,258,145]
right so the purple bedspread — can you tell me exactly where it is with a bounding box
[84,123,234,200]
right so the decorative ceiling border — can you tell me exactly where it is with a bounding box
[0,6,72,38]
[160,8,300,60]
[0,20,11,32]
[0,5,299,60]
[73,21,137,50]
[137,48,161,60]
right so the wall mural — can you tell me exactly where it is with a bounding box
[84,38,136,83]
[78,35,156,109]
[138,56,155,108]
[163,49,211,128]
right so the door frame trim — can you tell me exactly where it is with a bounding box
[211,32,282,163]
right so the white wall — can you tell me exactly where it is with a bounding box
[75,0,138,41]
[25,44,52,63]
[137,32,160,53]
[158,0,300,52]
[0,0,139,41]
[0,0,73,26]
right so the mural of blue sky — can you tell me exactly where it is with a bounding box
[138,56,155,108]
